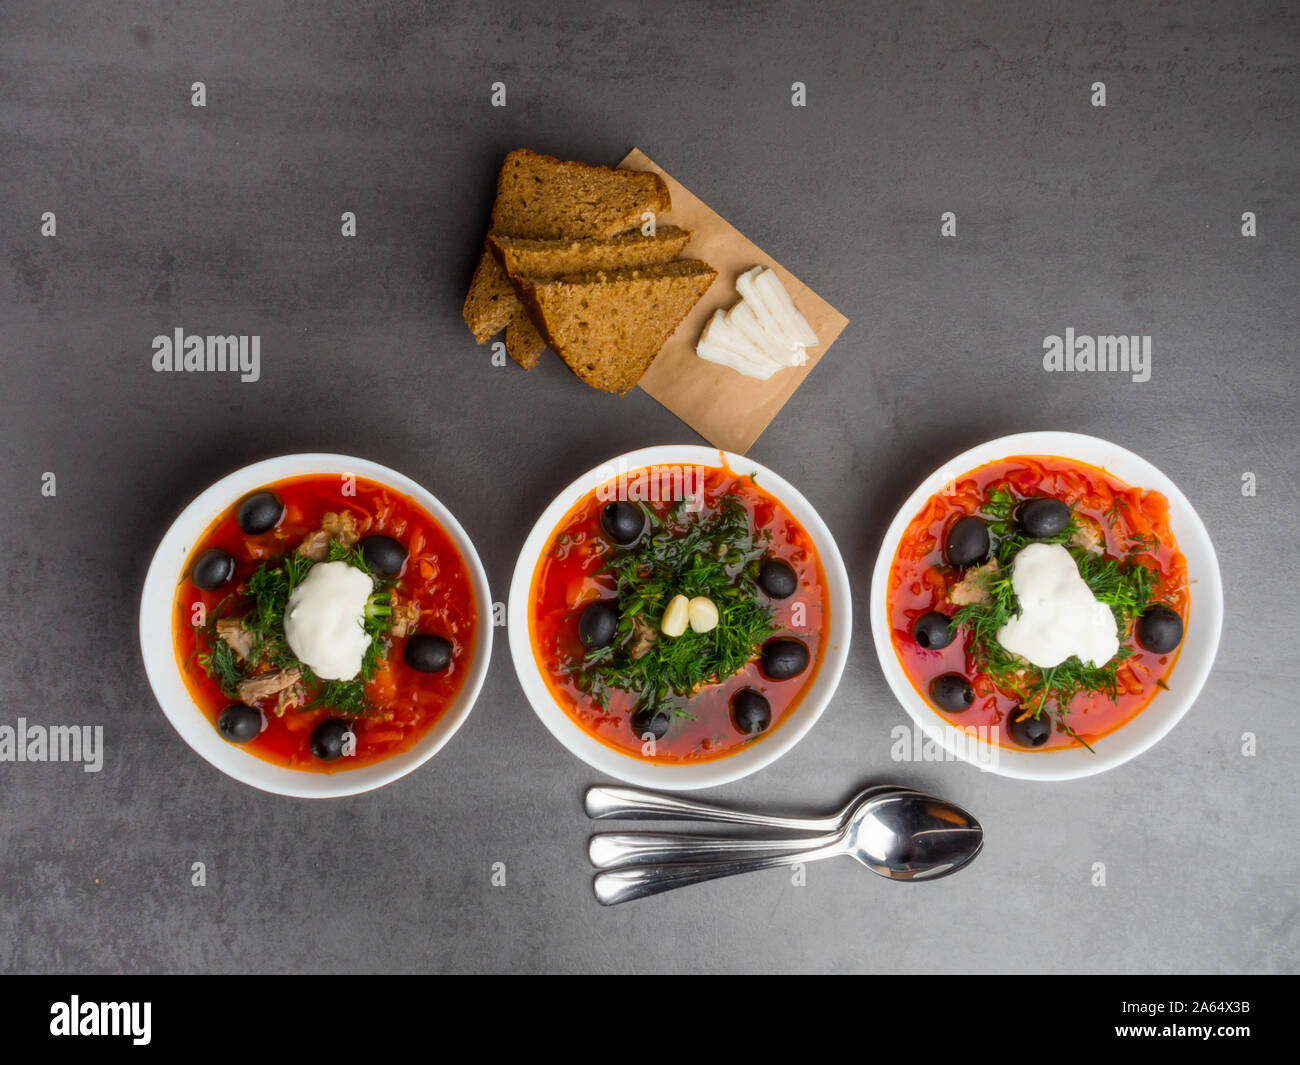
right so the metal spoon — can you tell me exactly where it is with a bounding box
[585,783,916,833]
[591,791,983,905]
[589,784,918,868]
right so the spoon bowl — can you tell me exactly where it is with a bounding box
[841,791,983,880]
[591,790,983,904]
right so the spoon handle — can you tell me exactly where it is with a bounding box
[593,843,844,905]
[585,785,839,832]
[589,829,841,869]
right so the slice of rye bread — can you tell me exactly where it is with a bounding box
[489,149,670,239]
[491,227,694,369]
[517,260,718,394]
[462,150,672,344]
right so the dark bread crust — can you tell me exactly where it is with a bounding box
[488,226,691,280]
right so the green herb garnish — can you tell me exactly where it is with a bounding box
[568,493,780,717]
[196,635,244,699]
[306,678,370,715]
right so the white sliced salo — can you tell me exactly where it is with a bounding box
[696,338,783,380]
[697,311,783,380]
[735,266,802,350]
[701,309,778,365]
[727,300,805,367]
[753,268,818,347]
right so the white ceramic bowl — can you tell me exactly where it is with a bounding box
[508,445,852,790]
[870,431,1222,781]
[139,453,493,798]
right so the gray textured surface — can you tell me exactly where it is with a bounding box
[1,1,1296,974]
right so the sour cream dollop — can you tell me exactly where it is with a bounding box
[996,543,1119,669]
[283,561,373,680]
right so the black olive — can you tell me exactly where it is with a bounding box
[1006,706,1053,748]
[1136,604,1183,654]
[236,491,283,535]
[930,672,974,712]
[760,638,810,681]
[310,718,353,761]
[630,704,671,741]
[217,704,262,743]
[192,548,235,591]
[578,601,619,649]
[730,688,772,735]
[1017,497,1071,538]
[404,634,453,673]
[913,611,955,650]
[943,516,989,567]
[758,558,798,599]
[600,501,644,545]
[361,534,407,577]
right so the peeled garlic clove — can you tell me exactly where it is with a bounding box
[660,594,690,638]
[687,596,719,633]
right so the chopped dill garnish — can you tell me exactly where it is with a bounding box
[306,678,370,716]
[1126,529,1162,556]
[359,592,391,682]
[197,637,244,699]
[1075,550,1156,629]
[567,492,780,716]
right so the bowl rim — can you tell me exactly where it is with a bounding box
[138,452,494,798]
[868,430,1223,781]
[506,444,852,791]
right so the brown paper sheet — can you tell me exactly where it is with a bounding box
[619,148,850,454]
